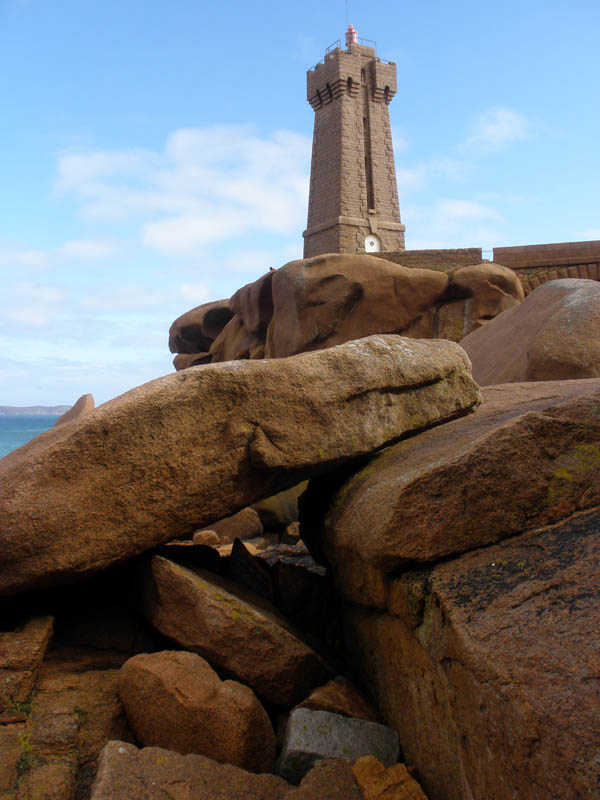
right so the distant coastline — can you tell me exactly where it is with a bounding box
[0,406,71,415]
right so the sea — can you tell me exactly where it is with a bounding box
[0,415,58,459]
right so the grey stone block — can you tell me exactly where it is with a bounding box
[278,707,400,784]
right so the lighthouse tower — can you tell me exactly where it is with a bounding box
[303,25,406,258]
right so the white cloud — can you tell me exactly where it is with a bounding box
[57,149,158,191]
[1,282,65,326]
[0,247,49,269]
[80,286,167,312]
[56,126,312,255]
[404,197,503,250]
[58,238,117,260]
[221,244,303,274]
[0,238,117,273]
[463,108,529,152]
[436,198,501,221]
[141,210,249,253]
[395,158,470,193]
[391,133,408,154]
[580,228,600,240]
[177,283,211,304]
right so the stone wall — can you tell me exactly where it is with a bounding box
[376,248,483,271]
[373,242,600,292]
[493,240,600,295]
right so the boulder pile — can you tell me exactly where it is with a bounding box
[169,254,523,366]
[0,254,599,800]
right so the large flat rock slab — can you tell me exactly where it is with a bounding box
[344,506,600,800]
[316,379,600,606]
[0,335,479,596]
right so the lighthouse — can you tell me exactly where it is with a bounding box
[303,26,406,258]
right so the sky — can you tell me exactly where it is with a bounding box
[0,0,598,405]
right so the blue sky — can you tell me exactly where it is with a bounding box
[0,0,598,405]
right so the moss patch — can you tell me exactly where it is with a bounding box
[16,730,41,777]
[547,443,600,507]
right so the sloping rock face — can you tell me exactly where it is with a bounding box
[118,651,275,772]
[141,557,331,706]
[0,335,479,596]
[344,508,599,800]
[201,255,523,364]
[308,380,600,799]
[310,379,600,607]
[461,278,600,384]
[53,394,94,427]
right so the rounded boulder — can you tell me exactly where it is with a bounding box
[118,650,276,773]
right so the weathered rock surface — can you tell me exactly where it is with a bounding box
[278,708,399,784]
[169,299,233,354]
[141,557,332,706]
[230,270,274,339]
[288,758,363,799]
[180,256,522,365]
[118,650,275,772]
[53,394,94,427]
[220,537,276,601]
[313,379,600,607]
[204,270,274,365]
[192,529,221,546]
[353,755,428,799]
[0,644,133,800]
[344,506,600,800]
[210,314,266,362]
[172,352,212,370]
[0,616,54,722]
[264,254,449,358]
[0,723,23,792]
[91,741,364,800]
[296,676,380,723]
[461,278,600,384]
[195,507,263,542]
[91,740,291,800]
[436,262,524,342]
[282,521,301,543]
[252,483,307,532]
[0,335,479,595]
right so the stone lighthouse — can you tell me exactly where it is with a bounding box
[303,25,406,258]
